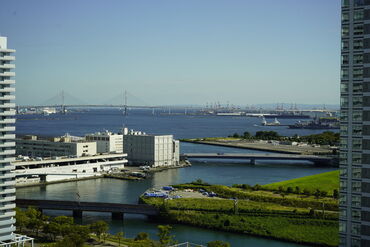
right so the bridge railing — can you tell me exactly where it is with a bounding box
[169,242,205,247]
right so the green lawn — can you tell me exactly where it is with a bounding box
[262,170,339,195]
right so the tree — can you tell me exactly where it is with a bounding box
[243,131,251,139]
[25,207,48,236]
[55,225,90,247]
[15,208,29,233]
[90,220,109,241]
[303,189,311,196]
[295,186,301,194]
[232,133,239,138]
[157,225,176,246]
[207,240,231,247]
[135,232,149,241]
[333,189,339,199]
[116,232,124,246]
[314,189,321,199]
[286,187,293,193]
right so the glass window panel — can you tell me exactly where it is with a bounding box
[342,12,349,22]
[352,181,361,192]
[342,26,349,37]
[341,180,348,190]
[354,10,364,21]
[353,125,362,135]
[352,168,361,178]
[341,96,349,107]
[354,25,363,35]
[353,83,362,93]
[352,195,361,207]
[352,152,362,164]
[352,139,362,149]
[342,54,349,65]
[339,221,347,233]
[341,83,349,93]
[351,223,361,235]
[353,96,363,107]
[341,139,348,149]
[353,68,363,79]
[354,0,365,7]
[340,194,347,205]
[342,40,349,50]
[353,111,362,121]
[341,125,348,135]
[352,210,361,221]
[342,0,349,7]
[341,68,349,80]
[354,54,363,64]
[354,39,363,49]
[340,167,348,177]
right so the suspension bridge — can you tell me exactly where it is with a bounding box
[17,90,197,115]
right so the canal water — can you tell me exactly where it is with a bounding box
[15,110,337,246]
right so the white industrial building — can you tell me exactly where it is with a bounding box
[85,131,123,154]
[122,128,180,167]
[16,135,97,158]
[0,36,34,246]
[13,153,127,184]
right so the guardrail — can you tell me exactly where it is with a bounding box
[170,242,205,247]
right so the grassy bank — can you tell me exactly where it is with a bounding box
[141,174,339,246]
[261,170,339,196]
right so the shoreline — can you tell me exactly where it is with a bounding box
[181,139,335,155]
[15,161,191,188]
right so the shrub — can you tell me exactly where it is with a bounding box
[135,232,149,241]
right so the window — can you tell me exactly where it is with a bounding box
[354,0,365,7]
[352,152,362,164]
[340,167,348,177]
[353,68,363,79]
[354,54,363,64]
[351,223,361,235]
[340,180,348,190]
[341,138,348,149]
[339,221,347,233]
[351,238,361,247]
[352,181,361,192]
[342,0,349,7]
[354,39,363,49]
[340,208,347,218]
[341,96,349,107]
[342,12,350,22]
[340,152,348,163]
[352,195,361,207]
[340,194,347,205]
[353,111,362,121]
[341,68,349,80]
[354,10,364,21]
[354,24,364,35]
[353,96,363,107]
[342,26,349,37]
[352,210,361,221]
[353,125,362,135]
[353,139,362,149]
[341,83,349,93]
[342,54,349,65]
[342,40,349,50]
[341,125,348,135]
[352,168,361,178]
[353,83,362,93]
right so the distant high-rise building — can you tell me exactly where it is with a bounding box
[340,1,370,246]
[0,36,17,243]
[0,36,33,246]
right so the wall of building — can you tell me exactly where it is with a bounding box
[85,132,123,153]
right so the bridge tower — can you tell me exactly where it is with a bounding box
[60,90,66,114]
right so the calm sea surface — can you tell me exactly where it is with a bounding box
[15,109,337,246]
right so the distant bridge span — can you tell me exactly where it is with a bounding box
[181,153,334,166]
[15,199,159,219]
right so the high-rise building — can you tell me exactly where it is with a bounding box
[340,1,370,246]
[0,36,33,246]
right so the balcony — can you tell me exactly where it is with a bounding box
[0,158,15,164]
[0,64,15,69]
[0,225,16,235]
[0,150,15,156]
[0,165,13,173]
[0,134,15,140]
[0,103,15,109]
[0,188,15,195]
[0,127,15,133]
[2,180,15,187]
[0,119,15,124]
[0,111,16,117]
[0,72,15,77]
[0,95,14,101]
[0,56,15,61]
[0,211,15,219]
[0,218,15,228]
[0,88,15,93]
[0,142,15,148]
[0,80,15,85]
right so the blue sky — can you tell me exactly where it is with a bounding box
[0,0,340,106]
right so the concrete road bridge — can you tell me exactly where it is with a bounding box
[181,153,335,166]
[15,199,159,220]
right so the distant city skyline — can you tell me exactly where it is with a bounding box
[0,0,340,106]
